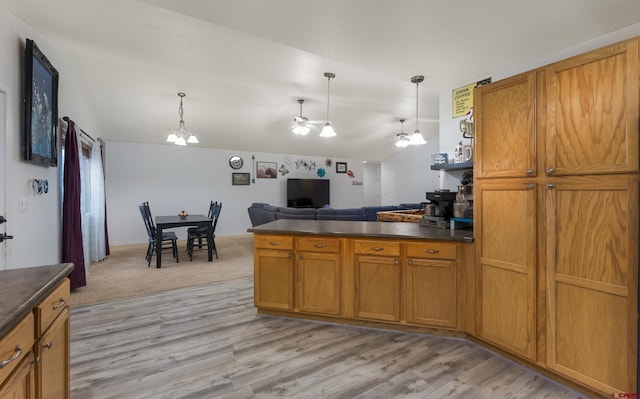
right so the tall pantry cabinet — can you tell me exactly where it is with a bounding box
[474,38,638,395]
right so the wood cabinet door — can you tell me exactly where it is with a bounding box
[297,252,341,316]
[354,255,400,322]
[475,71,538,178]
[36,308,69,399]
[254,248,295,310]
[545,38,639,176]
[475,179,537,360]
[545,175,638,394]
[0,353,35,399]
[406,257,457,328]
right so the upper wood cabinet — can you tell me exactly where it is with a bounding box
[475,71,538,178]
[545,39,639,176]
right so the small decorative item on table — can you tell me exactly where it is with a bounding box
[179,210,188,219]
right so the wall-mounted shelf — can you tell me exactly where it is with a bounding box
[430,160,473,170]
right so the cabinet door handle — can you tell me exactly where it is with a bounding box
[314,244,326,248]
[394,259,399,265]
[547,183,555,190]
[408,259,413,266]
[526,169,533,176]
[53,299,66,310]
[268,241,281,246]
[299,254,303,260]
[43,342,53,350]
[526,184,534,190]
[0,345,22,369]
[424,249,439,254]
[546,168,554,175]
[287,253,292,259]
[370,247,384,252]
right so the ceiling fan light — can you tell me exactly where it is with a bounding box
[409,130,427,145]
[395,136,409,148]
[320,122,337,138]
[292,124,310,135]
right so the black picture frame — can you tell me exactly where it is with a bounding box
[232,172,251,185]
[336,162,347,173]
[23,38,59,167]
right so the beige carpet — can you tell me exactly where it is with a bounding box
[70,234,254,307]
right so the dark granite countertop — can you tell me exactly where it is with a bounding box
[0,263,74,338]
[250,219,474,242]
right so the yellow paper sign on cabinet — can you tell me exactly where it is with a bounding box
[452,82,476,118]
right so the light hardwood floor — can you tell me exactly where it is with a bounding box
[70,277,588,399]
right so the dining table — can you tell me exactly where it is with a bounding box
[155,214,213,268]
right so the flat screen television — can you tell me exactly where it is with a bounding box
[287,178,330,208]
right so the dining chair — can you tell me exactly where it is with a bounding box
[186,201,222,261]
[138,202,179,266]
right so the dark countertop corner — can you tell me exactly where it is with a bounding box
[0,263,75,338]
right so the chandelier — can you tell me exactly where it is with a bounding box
[167,92,198,146]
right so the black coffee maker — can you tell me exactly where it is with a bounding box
[421,191,457,228]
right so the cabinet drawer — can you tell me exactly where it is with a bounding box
[36,278,70,336]
[406,242,457,260]
[254,235,294,250]
[353,240,400,256]
[0,313,34,384]
[296,237,341,253]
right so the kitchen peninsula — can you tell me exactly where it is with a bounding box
[252,219,475,332]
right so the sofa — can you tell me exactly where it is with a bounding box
[248,202,422,226]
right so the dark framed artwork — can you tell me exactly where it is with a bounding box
[256,161,277,178]
[336,162,347,173]
[232,172,250,185]
[23,39,59,167]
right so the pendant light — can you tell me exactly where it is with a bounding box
[292,99,311,135]
[395,119,410,148]
[167,92,198,146]
[409,75,427,145]
[319,72,337,138]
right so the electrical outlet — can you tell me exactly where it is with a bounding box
[19,198,28,212]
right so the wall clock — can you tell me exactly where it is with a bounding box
[229,156,243,170]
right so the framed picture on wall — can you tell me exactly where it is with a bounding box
[232,172,250,185]
[23,38,59,167]
[256,161,277,178]
[336,162,347,173]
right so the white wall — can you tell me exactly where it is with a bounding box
[380,139,440,205]
[0,7,101,270]
[105,140,365,245]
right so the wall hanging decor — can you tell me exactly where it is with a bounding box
[23,38,59,167]
[256,162,277,178]
[232,173,250,185]
[336,162,347,173]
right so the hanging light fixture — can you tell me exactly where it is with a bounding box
[319,72,337,138]
[395,119,410,148]
[292,99,311,135]
[167,92,198,146]
[409,75,427,145]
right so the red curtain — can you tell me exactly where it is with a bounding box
[62,120,86,289]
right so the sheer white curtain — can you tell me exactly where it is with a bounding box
[89,140,106,262]
[78,137,91,274]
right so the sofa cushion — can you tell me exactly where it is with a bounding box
[248,203,277,226]
[276,207,317,220]
[316,207,366,221]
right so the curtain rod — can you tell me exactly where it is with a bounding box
[62,116,95,142]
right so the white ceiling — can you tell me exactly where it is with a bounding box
[2,0,640,161]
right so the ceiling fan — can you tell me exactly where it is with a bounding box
[290,99,323,135]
